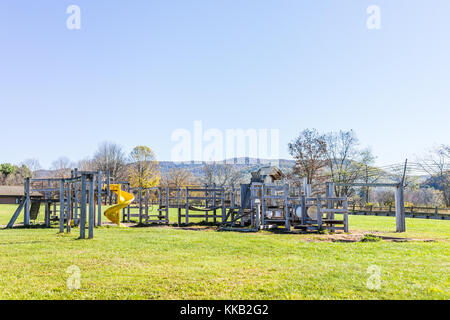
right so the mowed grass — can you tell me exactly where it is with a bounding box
[0,204,449,299]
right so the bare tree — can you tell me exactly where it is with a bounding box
[160,168,194,188]
[418,145,450,206]
[324,130,362,197]
[22,159,42,176]
[200,162,244,186]
[92,142,126,180]
[324,130,380,198]
[78,158,96,171]
[359,148,382,203]
[51,157,75,178]
[288,129,327,184]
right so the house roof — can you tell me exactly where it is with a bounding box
[0,186,43,197]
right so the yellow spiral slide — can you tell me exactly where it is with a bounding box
[103,184,135,226]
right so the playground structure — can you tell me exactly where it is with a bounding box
[5,165,410,238]
[6,169,119,239]
[123,176,353,233]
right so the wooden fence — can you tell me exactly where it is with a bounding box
[348,204,450,220]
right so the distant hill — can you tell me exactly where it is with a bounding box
[159,158,296,177]
[32,158,297,178]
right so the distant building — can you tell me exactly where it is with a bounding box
[0,186,43,204]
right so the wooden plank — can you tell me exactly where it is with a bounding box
[6,198,26,228]
[333,182,399,187]
[321,209,348,213]
[180,214,223,218]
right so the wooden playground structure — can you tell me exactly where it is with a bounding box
[5,166,411,238]
[121,177,353,233]
[6,169,114,239]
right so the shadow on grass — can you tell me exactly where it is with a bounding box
[1,223,54,230]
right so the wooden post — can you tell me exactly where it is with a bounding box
[74,168,79,226]
[301,195,307,225]
[127,184,131,223]
[260,185,265,228]
[395,185,406,232]
[67,181,72,233]
[326,182,335,232]
[139,187,143,224]
[302,177,308,196]
[106,171,111,205]
[122,184,127,223]
[97,171,102,226]
[45,179,50,227]
[59,179,65,233]
[316,195,322,230]
[343,199,349,232]
[204,184,208,222]
[145,189,150,223]
[44,199,50,227]
[185,187,189,224]
[221,188,226,223]
[284,185,290,231]
[165,187,169,223]
[80,174,87,239]
[255,199,261,230]
[88,175,95,239]
[177,188,181,226]
[24,177,30,227]
[213,184,217,224]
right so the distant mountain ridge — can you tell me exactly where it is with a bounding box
[33,158,296,178]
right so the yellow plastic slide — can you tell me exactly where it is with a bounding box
[103,184,135,226]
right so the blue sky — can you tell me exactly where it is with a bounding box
[0,1,449,169]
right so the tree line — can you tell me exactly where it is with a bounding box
[287,128,449,207]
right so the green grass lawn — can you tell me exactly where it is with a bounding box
[0,204,449,299]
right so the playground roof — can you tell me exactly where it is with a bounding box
[0,186,43,197]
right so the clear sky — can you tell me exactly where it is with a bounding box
[0,1,449,169]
